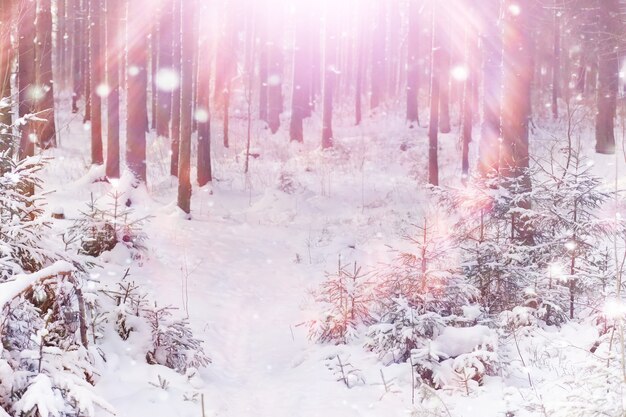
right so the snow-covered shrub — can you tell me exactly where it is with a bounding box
[451,346,498,395]
[144,305,211,373]
[324,354,365,388]
[0,155,58,281]
[0,267,113,417]
[365,218,478,365]
[308,261,373,344]
[276,170,300,194]
[67,191,149,258]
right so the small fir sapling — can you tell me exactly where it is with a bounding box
[67,191,149,258]
[365,217,477,365]
[308,260,373,344]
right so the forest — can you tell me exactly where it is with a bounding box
[0,0,625,416]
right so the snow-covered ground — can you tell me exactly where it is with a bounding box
[35,100,626,417]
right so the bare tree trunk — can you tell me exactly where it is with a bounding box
[478,0,501,175]
[460,4,476,179]
[321,7,337,149]
[595,0,619,155]
[36,0,57,149]
[370,1,386,110]
[170,0,181,176]
[89,0,103,164]
[354,8,365,126]
[177,0,194,215]
[406,0,419,126]
[0,0,12,153]
[428,4,440,186]
[155,1,173,138]
[57,0,66,89]
[18,0,36,160]
[438,19,451,134]
[105,0,120,179]
[71,0,83,114]
[214,1,236,148]
[551,2,560,120]
[197,4,212,187]
[267,14,283,135]
[126,0,148,183]
[289,4,312,142]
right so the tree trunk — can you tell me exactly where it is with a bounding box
[197,8,212,187]
[478,0,501,175]
[370,1,386,110]
[177,0,194,214]
[36,0,57,149]
[321,8,337,149]
[354,8,365,126]
[89,0,103,164]
[0,0,12,154]
[155,1,173,138]
[428,4,440,186]
[289,4,312,142]
[71,0,83,114]
[551,2,560,120]
[406,0,419,126]
[126,0,148,182]
[170,0,181,176]
[460,5,476,179]
[18,0,36,160]
[438,19,451,134]
[595,0,619,155]
[105,0,120,179]
[214,1,236,148]
[267,15,283,135]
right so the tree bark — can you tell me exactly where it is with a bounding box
[89,0,103,164]
[478,0,501,175]
[595,0,619,155]
[370,1,386,110]
[289,4,312,142]
[18,0,36,160]
[177,0,193,214]
[321,8,337,149]
[197,10,212,187]
[0,0,12,154]
[105,0,120,179]
[428,4,440,186]
[170,0,181,176]
[36,0,57,149]
[126,0,148,183]
[406,0,419,126]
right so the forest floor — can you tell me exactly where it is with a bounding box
[39,102,626,417]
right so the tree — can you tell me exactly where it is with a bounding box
[71,0,84,114]
[196,3,212,187]
[105,0,121,179]
[177,0,194,214]
[427,4,441,186]
[594,0,619,155]
[0,0,12,153]
[126,0,148,183]
[406,0,420,126]
[289,3,313,142]
[155,0,173,139]
[266,10,283,134]
[35,0,56,149]
[88,0,103,165]
[17,0,36,160]
[370,1,386,111]
[478,0,501,175]
[214,1,237,148]
[321,7,338,149]
[170,0,181,177]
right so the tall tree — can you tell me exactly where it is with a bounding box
[177,0,193,214]
[478,0,501,175]
[126,0,148,183]
[551,1,560,120]
[354,7,366,126]
[156,0,174,138]
[428,4,441,186]
[321,5,338,149]
[289,3,313,142]
[36,0,57,149]
[105,0,120,179]
[594,0,619,155]
[406,0,420,126]
[197,4,212,187]
[370,1,386,110]
[170,0,181,176]
[266,9,283,134]
[89,0,103,164]
[17,0,36,160]
[214,1,237,148]
[0,0,12,153]
[71,0,83,114]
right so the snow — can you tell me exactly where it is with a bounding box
[432,326,495,358]
[0,261,74,308]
